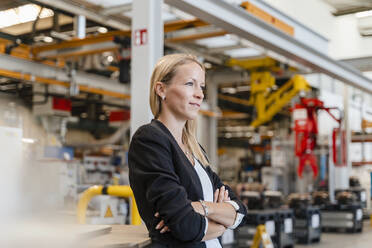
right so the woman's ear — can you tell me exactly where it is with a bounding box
[155,81,166,99]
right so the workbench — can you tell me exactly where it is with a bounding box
[83,224,151,248]
[2,222,150,248]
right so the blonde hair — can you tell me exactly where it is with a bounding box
[149,53,209,166]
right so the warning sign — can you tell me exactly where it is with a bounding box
[104,206,113,218]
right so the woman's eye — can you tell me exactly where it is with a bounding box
[186,81,193,86]
[201,85,206,91]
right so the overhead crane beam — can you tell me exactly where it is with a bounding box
[34,27,227,60]
[32,19,209,58]
[0,53,129,98]
[0,54,216,117]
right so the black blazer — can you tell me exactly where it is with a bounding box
[128,119,246,248]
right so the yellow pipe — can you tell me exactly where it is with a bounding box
[77,185,141,225]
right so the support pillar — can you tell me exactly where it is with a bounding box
[207,77,218,171]
[130,0,163,137]
[74,15,86,39]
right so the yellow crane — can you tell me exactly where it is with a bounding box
[219,71,310,127]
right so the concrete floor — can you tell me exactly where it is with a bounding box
[297,221,372,248]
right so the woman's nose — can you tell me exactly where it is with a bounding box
[194,87,204,99]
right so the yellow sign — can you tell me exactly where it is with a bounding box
[104,206,113,218]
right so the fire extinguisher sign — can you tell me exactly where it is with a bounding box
[134,28,148,46]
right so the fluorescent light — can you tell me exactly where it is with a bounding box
[0,4,53,29]
[236,85,251,92]
[195,36,238,48]
[22,138,36,144]
[224,47,262,58]
[221,87,237,94]
[356,10,372,18]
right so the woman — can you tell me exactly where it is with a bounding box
[128,54,247,248]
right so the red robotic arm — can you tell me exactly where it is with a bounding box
[292,98,342,179]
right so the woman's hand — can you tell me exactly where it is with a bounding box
[154,212,170,233]
[191,201,205,215]
[214,185,230,203]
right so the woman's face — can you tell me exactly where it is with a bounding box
[162,62,205,121]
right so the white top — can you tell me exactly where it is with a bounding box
[193,158,222,248]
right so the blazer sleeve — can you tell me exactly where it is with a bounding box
[129,127,206,242]
[205,166,247,228]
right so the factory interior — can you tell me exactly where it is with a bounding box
[1,0,372,247]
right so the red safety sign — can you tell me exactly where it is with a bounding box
[133,28,148,46]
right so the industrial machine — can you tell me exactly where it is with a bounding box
[240,190,284,210]
[335,187,367,209]
[275,209,295,248]
[288,193,322,244]
[313,189,363,233]
[292,98,344,179]
[218,71,311,128]
[321,202,363,233]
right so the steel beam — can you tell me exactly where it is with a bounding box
[341,56,372,72]
[0,54,129,95]
[165,0,372,94]
[100,3,132,16]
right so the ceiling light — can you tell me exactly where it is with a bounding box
[204,62,212,69]
[43,36,53,43]
[221,87,237,94]
[22,138,36,144]
[195,36,238,48]
[236,85,251,92]
[225,133,232,138]
[107,55,114,63]
[98,27,108,33]
[356,10,372,18]
[224,47,262,58]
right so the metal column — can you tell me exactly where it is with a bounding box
[334,84,351,190]
[74,15,86,39]
[130,0,163,136]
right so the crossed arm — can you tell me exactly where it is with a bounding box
[155,186,237,241]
